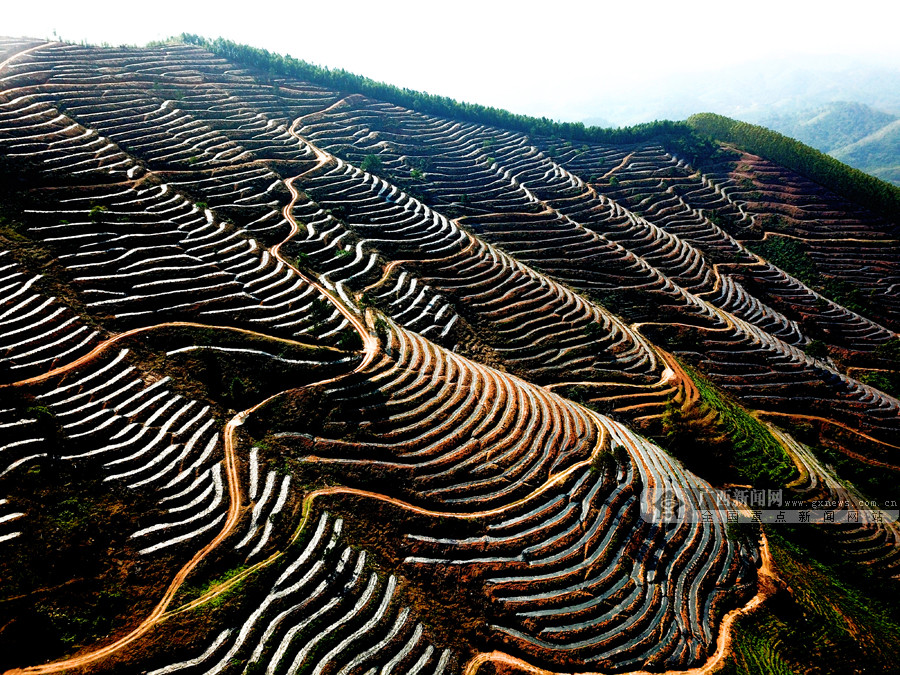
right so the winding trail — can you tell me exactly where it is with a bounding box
[543,347,693,420]
[461,535,773,675]
[693,258,767,299]
[460,428,776,675]
[358,229,478,297]
[4,121,377,675]
[599,152,634,181]
[751,230,899,245]
[4,116,780,675]
[168,417,609,614]
[0,321,327,390]
[162,406,775,675]
[6,391,284,675]
[279,117,379,365]
[631,305,900,463]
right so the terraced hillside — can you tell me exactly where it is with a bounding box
[0,37,898,675]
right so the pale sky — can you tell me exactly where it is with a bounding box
[4,0,899,122]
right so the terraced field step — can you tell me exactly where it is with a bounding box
[150,511,457,675]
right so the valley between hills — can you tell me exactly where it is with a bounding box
[0,35,899,675]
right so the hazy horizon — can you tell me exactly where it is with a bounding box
[4,0,900,126]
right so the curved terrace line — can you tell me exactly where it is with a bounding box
[5,125,379,673]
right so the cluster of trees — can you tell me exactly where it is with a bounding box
[747,236,877,321]
[687,113,900,223]
[177,34,718,164]
[747,237,816,284]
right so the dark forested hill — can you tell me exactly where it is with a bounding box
[0,36,898,675]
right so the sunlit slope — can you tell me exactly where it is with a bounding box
[0,38,897,675]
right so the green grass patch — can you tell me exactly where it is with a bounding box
[721,527,900,674]
[747,235,878,324]
[174,563,254,607]
[858,369,900,398]
[804,441,899,505]
[722,615,798,674]
[661,362,796,486]
[746,237,817,287]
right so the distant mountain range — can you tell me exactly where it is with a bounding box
[758,102,900,185]
[579,56,900,185]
